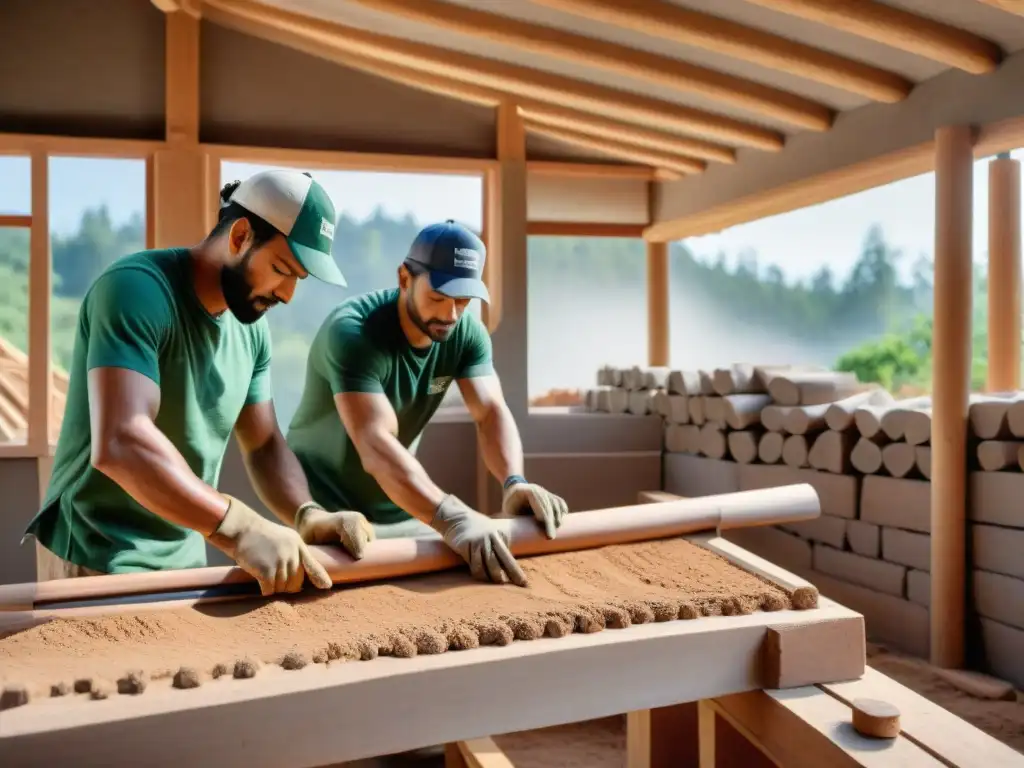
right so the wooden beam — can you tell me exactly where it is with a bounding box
[645,141,936,241]
[520,103,736,165]
[986,155,1022,392]
[27,151,51,454]
[524,121,706,176]
[647,241,669,367]
[150,0,202,18]
[0,215,32,228]
[0,133,159,157]
[529,0,912,102]
[343,0,833,131]
[977,0,1024,17]
[745,0,1003,74]
[527,161,658,180]
[456,738,516,768]
[646,112,1024,243]
[930,124,974,670]
[527,222,646,237]
[164,10,199,144]
[202,0,785,151]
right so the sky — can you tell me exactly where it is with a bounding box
[2,148,1023,286]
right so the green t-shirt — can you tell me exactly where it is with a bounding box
[24,248,274,573]
[286,288,493,525]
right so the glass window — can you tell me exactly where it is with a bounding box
[527,236,647,406]
[0,156,31,215]
[0,226,30,444]
[49,157,146,441]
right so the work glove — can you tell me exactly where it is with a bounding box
[430,494,528,587]
[501,479,569,540]
[295,503,375,560]
[206,495,333,596]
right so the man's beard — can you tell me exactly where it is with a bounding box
[406,290,455,343]
[220,247,275,324]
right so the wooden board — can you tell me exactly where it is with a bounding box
[0,538,862,768]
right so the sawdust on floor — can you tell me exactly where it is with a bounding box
[494,716,625,768]
[866,644,1024,753]
[0,538,798,700]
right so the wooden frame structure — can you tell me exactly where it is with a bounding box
[3,0,1024,695]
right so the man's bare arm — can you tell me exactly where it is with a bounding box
[88,366,228,536]
[458,374,524,484]
[334,391,446,523]
[234,400,314,527]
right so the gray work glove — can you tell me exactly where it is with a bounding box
[501,480,568,540]
[430,494,528,587]
[295,504,375,560]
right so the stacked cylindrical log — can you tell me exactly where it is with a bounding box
[587,365,670,415]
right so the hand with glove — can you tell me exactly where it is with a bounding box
[430,494,528,587]
[206,495,334,596]
[501,476,569,540]
[294,503,375,560]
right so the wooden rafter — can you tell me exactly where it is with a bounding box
[150,0,202,18]
[202,0,785,151]
[524,120,706,176]
[529,0,912,102]
[746,0,1003,74]
[343,0,833,131]
[976,0,1024,17]
[519,102,736,164]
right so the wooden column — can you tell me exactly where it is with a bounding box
[930,125,974,669]
[647,240,669,367]
[27,151,52,453]
[986,153,1022,392]
[152,10,211,248]
[477,101,527,514]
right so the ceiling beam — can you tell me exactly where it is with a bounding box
[529,0,912,102]
[150,0,202,18]
[343,0,832,131]
[518,102,736,164]
[976,0,1024,18]
[522,121,707,176]
[203,0,785,151]
[745,0,1003,74]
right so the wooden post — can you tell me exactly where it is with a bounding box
[930,124,974,669]
[151,10,211,249]
[647,240,669,367]
[987,152,1022,392]
[27,151,52,453]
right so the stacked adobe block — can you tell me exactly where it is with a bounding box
[587,361,1024,682]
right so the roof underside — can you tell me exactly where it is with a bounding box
[3,0,1024,229]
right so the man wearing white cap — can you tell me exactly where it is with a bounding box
[24,169,349,596]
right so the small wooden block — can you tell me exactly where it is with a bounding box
[934,668,1017,701]
[851,698,901,738]
[762,617,866,689]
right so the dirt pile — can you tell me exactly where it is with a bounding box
[0,538,801,704]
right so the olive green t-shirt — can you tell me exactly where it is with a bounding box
[286,288,493,525]
[24,248,273,573]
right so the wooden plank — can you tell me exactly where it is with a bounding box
[822,667,1024,767]
[458,738,516,768]
[0,604,860,766]
[711,687,944,766]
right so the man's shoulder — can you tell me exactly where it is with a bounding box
[86,249,184,315]
[324,288,398,337]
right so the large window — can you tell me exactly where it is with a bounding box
[0,155,32,445]
[48,157,146,442]
[672,150,1024,395]
[220,161,484,428]
[527,236,647,405]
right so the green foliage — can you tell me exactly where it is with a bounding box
[835,315,933,392]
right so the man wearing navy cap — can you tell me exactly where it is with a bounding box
[286,220,568,587]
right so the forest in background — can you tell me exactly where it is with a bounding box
[0,206,998,428]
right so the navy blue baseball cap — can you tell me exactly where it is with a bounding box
[404,219,489,303]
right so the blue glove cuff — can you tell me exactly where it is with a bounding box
[503,474,527,490]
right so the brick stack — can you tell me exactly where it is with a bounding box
[587,365,669,415]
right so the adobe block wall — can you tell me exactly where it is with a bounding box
[586,366,1024,687]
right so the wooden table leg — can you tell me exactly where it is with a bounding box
[627,702,699,768]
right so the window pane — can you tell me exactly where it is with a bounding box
[49,157,146,442]
[0,227,30,444]
[220,162,484,427]
[527,236,647,406]
[0,156,31,216]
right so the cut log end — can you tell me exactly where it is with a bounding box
[851,698,901,739]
